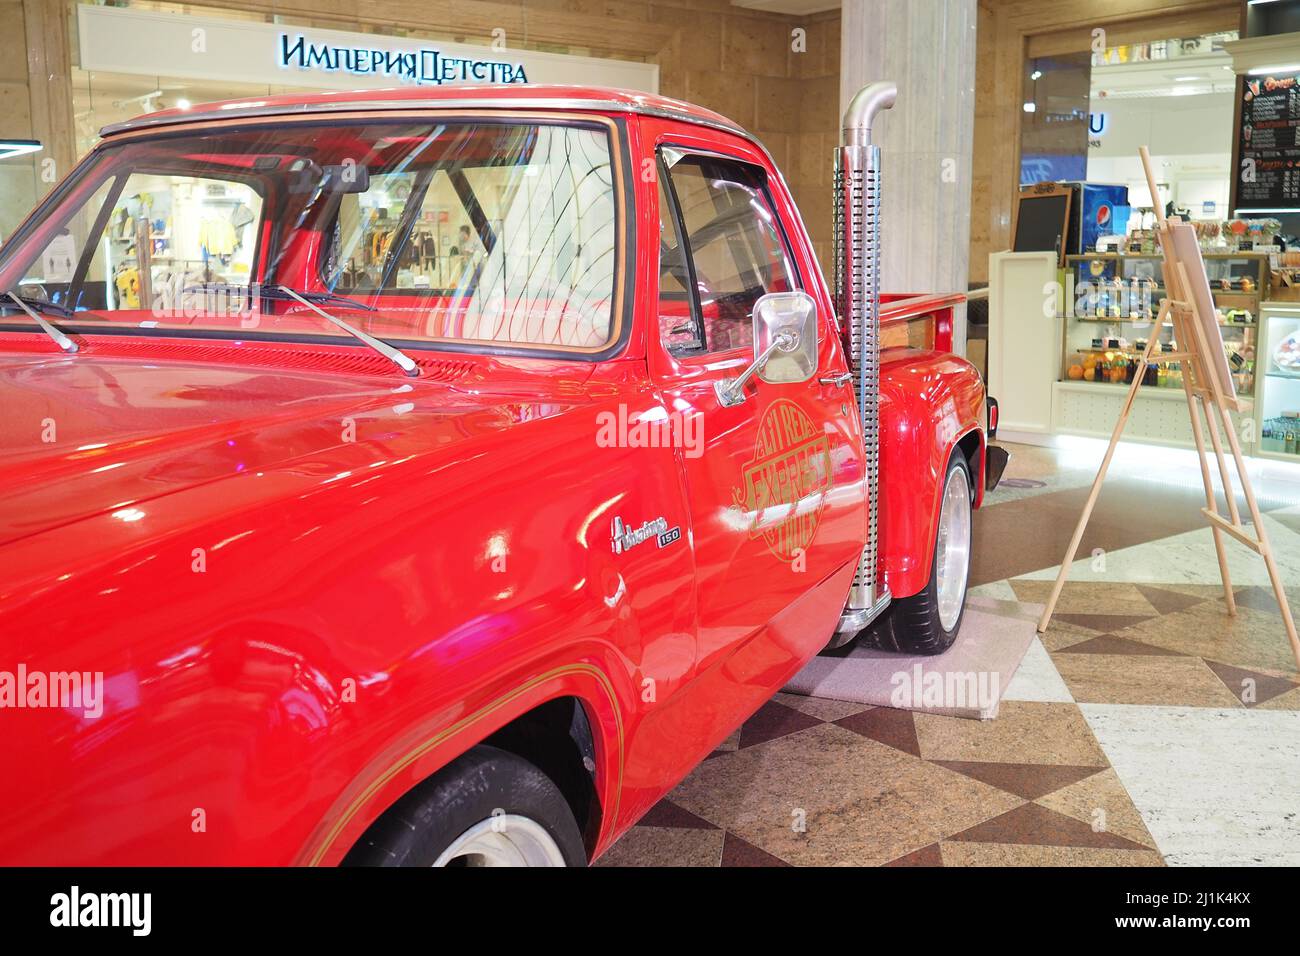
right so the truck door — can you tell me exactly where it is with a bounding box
[646,127,867,726]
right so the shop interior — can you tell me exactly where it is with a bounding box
[66,70,520,313]
[991,28,1300,465]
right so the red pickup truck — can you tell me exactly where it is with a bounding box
[0,83,1003,866]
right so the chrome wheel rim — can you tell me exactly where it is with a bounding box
[432,815,567,867]
[935,465,972,634]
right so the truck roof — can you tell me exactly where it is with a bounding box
[100,83,749,140]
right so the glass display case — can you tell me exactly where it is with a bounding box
[1058,252,1270,399]
[1257,304,1300,463]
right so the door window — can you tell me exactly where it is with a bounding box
[656,173,704,353]
[661,153,798,354]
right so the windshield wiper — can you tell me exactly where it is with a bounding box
[185,283,376,313]
[179,283,416,377]
[274,286,419,378]
[2,291,78,353]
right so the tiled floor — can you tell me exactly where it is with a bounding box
[600,440,1300,867]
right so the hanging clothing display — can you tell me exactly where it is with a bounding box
[114,265,141,309]
[199,217,238,257]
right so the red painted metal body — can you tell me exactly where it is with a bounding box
[0,85,986,865]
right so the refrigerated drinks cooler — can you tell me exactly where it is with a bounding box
[1258,303,1300,462]
[1062,182,1131,257]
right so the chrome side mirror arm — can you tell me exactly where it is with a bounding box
[714,328,798,407]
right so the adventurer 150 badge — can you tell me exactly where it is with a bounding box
[731,399,832,562]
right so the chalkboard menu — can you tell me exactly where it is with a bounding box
[1237,70,1300,211]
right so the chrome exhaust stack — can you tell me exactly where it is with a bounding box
[832,81,896,641]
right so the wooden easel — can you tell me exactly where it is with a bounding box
[1037,146,1300,673]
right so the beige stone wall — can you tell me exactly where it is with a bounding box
[651,2,841,272]
[1,0,77,241]
[0,0,37,241]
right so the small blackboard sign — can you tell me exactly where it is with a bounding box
[1012,183,1073,266]
[1237,71,1300,212]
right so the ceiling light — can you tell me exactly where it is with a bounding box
[1030,70,1043,80]
[176,98,191,110]
[1174,75,1202,81]
[1023,102,1037,113]
[0,139,41,160]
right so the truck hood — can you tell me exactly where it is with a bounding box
[0,348,595,547]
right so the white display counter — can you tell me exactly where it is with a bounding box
[987,250,1286,459]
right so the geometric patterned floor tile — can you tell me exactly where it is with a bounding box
[1052,653,1246,707]
[914,701,1108,766]
[1051,612,1158,633]
[1054,634,1186,656]
[771,691,871,723]
[721,831,791,867]
[1134,583,1212,616]
[594,825,725,867]
[943,802,1150,850]
[1257,685,1300,710]
[938,842,1165,866]
[1037,620,1109,652]
[737,700,828,749]
[1106,603,1299,674]
[637,799,718,830]
[1033,767,1160,849]
[930,760,1104,800]
[663,723,1024,867]
[1232,584,1299,615]
[1008,580,1160,617]
[883,842,944,866]
[1203,659,1300,708]
[833,707,921,757]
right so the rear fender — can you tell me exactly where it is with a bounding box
[878,350,985,599]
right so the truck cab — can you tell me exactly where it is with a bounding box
[0,84,999,866]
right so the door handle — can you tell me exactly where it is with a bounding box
[819,372,852,387]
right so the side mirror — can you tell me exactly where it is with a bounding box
[754,290,818,384]
[714,290,819,407]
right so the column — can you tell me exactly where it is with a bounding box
[840,0,978,352]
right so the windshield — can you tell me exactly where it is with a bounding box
[0,118,623,354]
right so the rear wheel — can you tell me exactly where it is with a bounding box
[343,745,586,867]
[872,453,973,655]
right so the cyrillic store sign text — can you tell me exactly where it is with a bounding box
[279,34,528,85]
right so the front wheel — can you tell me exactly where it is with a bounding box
[343,745,586,867]
[873,453,973,655]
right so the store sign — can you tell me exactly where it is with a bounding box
[78,6,657,98]
[277,34,528,86]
